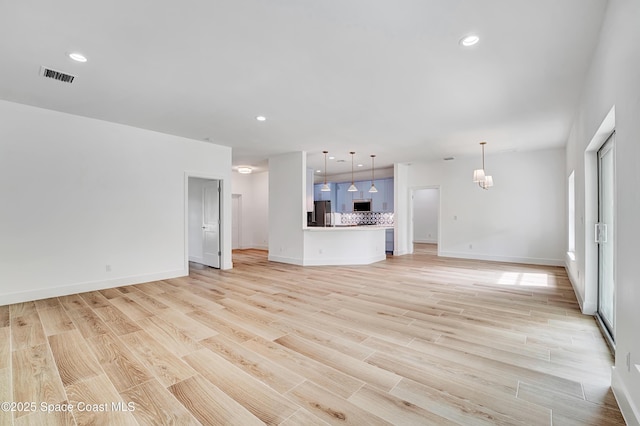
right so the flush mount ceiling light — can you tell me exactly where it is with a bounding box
[255,116,266,121]
[369,154,378,193]
[237,166,253,174]
[320,151,330,192]
[68,52,87,62]
[348,152,358,192]
[460,34,480,47]
[472,142,494,189]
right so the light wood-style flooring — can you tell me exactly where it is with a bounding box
[0,244,625,425]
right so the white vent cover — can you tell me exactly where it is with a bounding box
[40,66,76,83]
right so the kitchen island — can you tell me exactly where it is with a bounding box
[302,225,391,266]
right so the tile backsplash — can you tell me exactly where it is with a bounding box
[339,212,394,226]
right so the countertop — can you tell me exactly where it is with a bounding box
[305,225,393,231]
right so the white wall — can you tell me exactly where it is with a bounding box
[396,148,566,265]
[231,171,269,249]
[0,100,232,305]
[565,0,640,422]
[268,152,306,264]
[413,188,439,243]
[394,163,411,256]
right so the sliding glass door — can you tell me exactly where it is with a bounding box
[597,133,615,340]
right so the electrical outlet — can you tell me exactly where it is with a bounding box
[469,244,473,249]
[106,265,112,272]
[318,249,323,254]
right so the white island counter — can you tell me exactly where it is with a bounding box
[302,226,391,266]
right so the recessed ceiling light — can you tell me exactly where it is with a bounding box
[357,164,363,167]
[329,156,335,160]
[460,34,480,47]
[68,52,87,62]
[316,169,321,173]
[256,116,266,121]
[237,167,253,174]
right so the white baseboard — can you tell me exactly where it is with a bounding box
[189,256,204,264]
[234,244,268,251]
[612,367,640,426]
[438,251,564,267]
[267,255,304,265]
[268,253,385,266]
[302,254,386,266]
[565,259,597,314]
[1,268,187,306]
[414,239,437,244]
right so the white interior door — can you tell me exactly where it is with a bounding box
[202,181,220,268]
[597,133,615,340]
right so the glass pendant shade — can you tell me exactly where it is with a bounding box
[348,151,357,192]
[321,150,331,191]
[473,142,494,189]
[473,168,485,183]
[368,154,377,193]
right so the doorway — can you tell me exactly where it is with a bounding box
[188,177,221,269]
[597,133,615,341]
[232,194,241,249]
[411,187,440,254]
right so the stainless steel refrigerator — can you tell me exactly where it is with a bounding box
[310,200,332,227]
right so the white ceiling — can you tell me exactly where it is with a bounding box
[0,0,607,175]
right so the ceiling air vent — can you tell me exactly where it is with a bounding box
[40,66,76,84]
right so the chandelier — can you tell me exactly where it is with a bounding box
[472,142,494,189]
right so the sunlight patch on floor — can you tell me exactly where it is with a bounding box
[497,272,550,287]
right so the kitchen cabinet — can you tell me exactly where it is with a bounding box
[316,178,393,213]
[335,182,353,212]
[385,228,394,253]
[369,178,393,212]
[382,178,394,212]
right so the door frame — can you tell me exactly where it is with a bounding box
[184,172,230,271]
[232,193,242,250]
[583,107,615,317]
[582,106,616,350]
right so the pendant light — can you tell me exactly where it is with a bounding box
[347,151,358,192]
[472,141,494,190]
[368,154,378,193]
[320,150,330,192]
